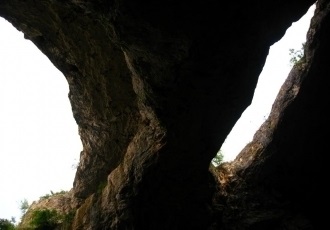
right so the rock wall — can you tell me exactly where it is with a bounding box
[1,0,328,229]
[217,1,330,228]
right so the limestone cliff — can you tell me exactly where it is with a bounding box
[1,0,328,229]
[18,190,75,229]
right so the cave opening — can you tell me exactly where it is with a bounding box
[217,3,316,163]
[1,1,318,225]
[0,17,82,221]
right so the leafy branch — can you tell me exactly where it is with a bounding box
[289,43,305,66]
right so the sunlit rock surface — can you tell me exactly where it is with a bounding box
[1,0,328,229]
[18,190,75,229]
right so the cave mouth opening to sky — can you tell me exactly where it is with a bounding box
[0,3,315,221]
[217,4,315,163]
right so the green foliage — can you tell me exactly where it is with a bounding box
[28,208,75,230]
[212,150,224,166]
[289,43,305,66]
[20,199,29,215]
[40,190,67,200]
[30,209,60,230]
[40,194,52,200]
[0,218,16,230]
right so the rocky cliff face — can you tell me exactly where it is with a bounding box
[18,190,75,229]
[1,0,328,229]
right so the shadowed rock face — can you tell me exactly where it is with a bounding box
[1,0,328,229]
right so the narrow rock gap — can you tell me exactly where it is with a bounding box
[0,17,82,221]
[217,4,316,162]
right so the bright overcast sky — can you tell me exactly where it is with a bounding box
[0,19,82,221]
[0,4,315,222]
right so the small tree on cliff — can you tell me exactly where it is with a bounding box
[20,199,29,216]
[212,150,224,166]
[289,43,305,66]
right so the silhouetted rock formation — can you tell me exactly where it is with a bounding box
[1,0,328,229]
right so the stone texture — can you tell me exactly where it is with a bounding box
[18,190,75,229]
[1,0,327,229]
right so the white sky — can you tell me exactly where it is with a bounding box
[0,19,82,221]
[0,4,315,222]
